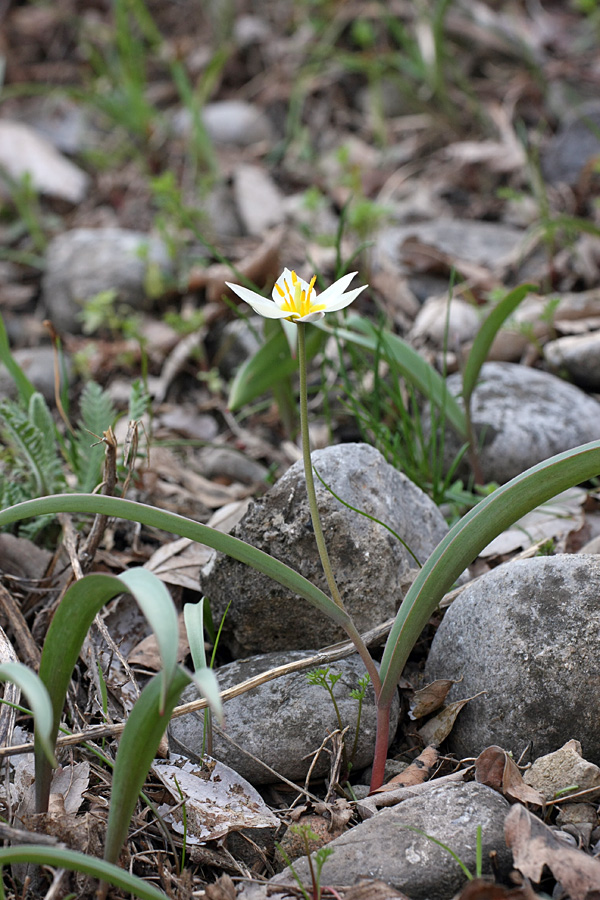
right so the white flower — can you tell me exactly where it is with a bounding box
[226,268,367,323]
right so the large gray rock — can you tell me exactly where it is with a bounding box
[42,228,172,333]
[170,650,399,785]
[438,362,600,484]
[268,782,511,900]
[542,102,600,186]
[200,443,450,655]
[425,555,600,764]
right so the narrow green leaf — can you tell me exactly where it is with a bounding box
[318,317,467,438]
[189,666,223,724]
[228,323,324,410]
[0,663,55,767]
[183,601,207,671]
[462,283,534,406]
[378,440,600,707]
[0,845,168,900]
[0,313,35,405]
[36,569,179,812]
[104,668,190,866]
[0,495,349,628]
[118,568,179,712]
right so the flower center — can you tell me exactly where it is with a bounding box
[276,272,325,319]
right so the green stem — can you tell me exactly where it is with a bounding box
[296,323,382,698]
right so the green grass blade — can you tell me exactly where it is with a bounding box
[0,663,55,768]
[0,495,349,628]
[103,668,190,866]
[318,317,467,437]
[378,440,600,707]
[461,283,534,406]
[118,568,179,712]
[0,845,168,899]
[0,313,35,405]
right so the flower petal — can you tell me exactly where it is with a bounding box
[320,283,367,312]
[296,310,326,323]
[316,271,359,307]
[226,282,290,319]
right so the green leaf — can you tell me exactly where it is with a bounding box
[35,568,179,812]
[119,567,179,711]
[228,322,324,411]
[0,662,55,768]
[0,845,168,900]
[189,666,223,724]
[103,668,190,866]
[378,440,600,707]
[184,601,207,671]
[318,316,468,438]
[0,313,35,405]
[0,495,349,628]
[462,283,534,407]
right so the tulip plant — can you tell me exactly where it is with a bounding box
[0,271,600,893]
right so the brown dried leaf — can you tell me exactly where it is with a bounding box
[476,746,544,806]
[456,877,538,900]
[342,879,411,900]
[505,803,600,899]
[417,694,483,747]
[189,226,282,303]
[205,874,237,900]
[374,746,439,793]
[410,679,459,719]
[128,611,189,669]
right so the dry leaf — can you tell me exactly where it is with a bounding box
[417,694,483,747]
[145,537,213,590]
[204,874,237,900]
[409,679,459,719]
[374,746,439,793]
[128,612,189,669]
[153,754,279,842]
[342,879,411,900]
[475,746,544,806]
[456,877,538,900]
[505,803,600,899]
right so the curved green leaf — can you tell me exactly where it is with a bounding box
[228,322,324,410]
[104,668,190,866]
[0,494,348,628]
[36,568,179,813]
[189,666,223,724]
[0,845,168,899]
[118,568,179,712]
[378,440,600,707]
[462,283,534,406]
[0,662,55,768]
[183,601,207,671]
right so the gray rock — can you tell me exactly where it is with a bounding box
[542,102,600,186]
[375,219,526,276]
[42,228,172,333]
[200,443,450,655]
[213,317,262,379]
[170,650,399,785]
[425,555,600,764]
[175,101,273,146]
[233,164,285,236]
[544,331,600,390]
[437,362,600,484]
[0,120,89,204]
[0,346,71,404]
[268,782,511,900]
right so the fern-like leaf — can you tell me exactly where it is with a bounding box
[71,382,116,493]
[128,378,150,423]
[0,395,64,496]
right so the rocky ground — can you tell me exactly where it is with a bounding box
[1,1,600,898]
